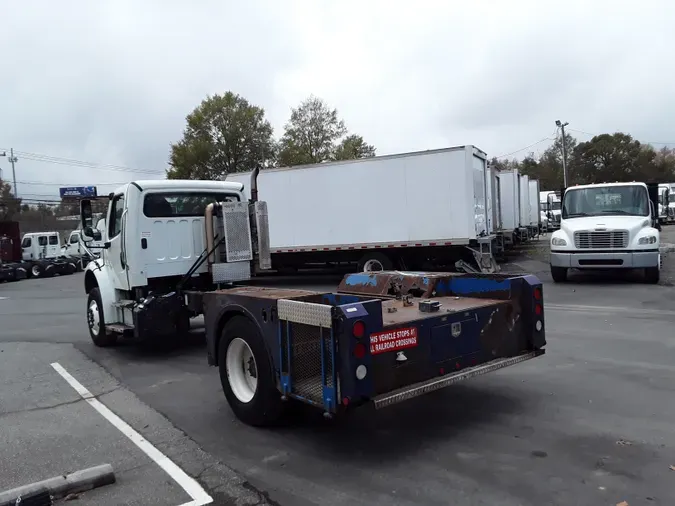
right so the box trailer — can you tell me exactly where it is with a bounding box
[519,174,532,230]
[528,179,541,236]
[497,169,529,243]
[226,145,499,273]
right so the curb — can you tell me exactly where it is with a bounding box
[0,464,115,505]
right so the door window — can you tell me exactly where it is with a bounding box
[38,236,48,246]
[109,195,125,238]
[49,236,59,245]
[22,237,31,248]
[70,233,80,244]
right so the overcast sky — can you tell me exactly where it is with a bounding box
[1,0,673,200]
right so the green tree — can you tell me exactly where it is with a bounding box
[333,134,376,161]
[277,96,376,166]
[570,132,644,184]
[167,92,275,180]
[0,179,20,220]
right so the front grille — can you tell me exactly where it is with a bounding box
[574,230,628,249]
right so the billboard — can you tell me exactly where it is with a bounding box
[59,186,97,198]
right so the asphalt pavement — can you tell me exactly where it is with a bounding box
[1,240,675,506]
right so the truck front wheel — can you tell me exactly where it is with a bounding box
[357,252,392,272]
[87,288,117,347]
[550,265,568,282]
[218,316,284,427]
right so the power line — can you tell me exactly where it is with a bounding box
[0,147,165,175]
[495,133,557,159]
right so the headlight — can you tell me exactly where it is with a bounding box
[638,235,657,245]
[551,237,567,246]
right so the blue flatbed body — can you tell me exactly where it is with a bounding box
[203,271,546,414]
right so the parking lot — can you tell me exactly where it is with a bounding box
[2,236,675,506]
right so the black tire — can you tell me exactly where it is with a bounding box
[218,316,283,427]
[30,263,43,278]
[87,288,117,347]
[551,265,568,283]
[357,252,393,273]
[644,266,660,284]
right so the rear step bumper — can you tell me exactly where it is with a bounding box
[372,350,544,409]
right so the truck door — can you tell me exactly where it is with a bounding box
[106,193,130,290]
[21,236,32,260]
[47,234,60,258]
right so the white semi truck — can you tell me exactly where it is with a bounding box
[549,182,661,283]
[77,171,547,426]
[225,146,500,274]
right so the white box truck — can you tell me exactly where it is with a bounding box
[498,169,529,243]
[520,174,532,233]
[226,145,499,273]
[528,179,541,236]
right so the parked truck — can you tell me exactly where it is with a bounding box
[20,231,79,278]
[226,146,500,274]
[527,179,541,237]
[658,184,671,224]
[0,221,27,282]
[540,191,561,230]
[77,171,547,426]
[549,182,661,283]
[498,169,529,243]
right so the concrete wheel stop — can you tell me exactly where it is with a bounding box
[0,464,115,505]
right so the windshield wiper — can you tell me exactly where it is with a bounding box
[599,210,632,215]
[566,212,589,217]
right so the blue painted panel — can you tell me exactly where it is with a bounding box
[342,273,378,287]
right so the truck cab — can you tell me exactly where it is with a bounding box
[540,191,561,230]
[549,182,660,283]
[79,177,271,346]
[21,231,61,260]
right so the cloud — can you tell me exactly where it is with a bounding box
[1,0,674,199]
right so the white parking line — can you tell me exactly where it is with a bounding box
[51,362,213,506]
[546,303,675,317]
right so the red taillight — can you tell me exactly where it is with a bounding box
[354,342,366,359]
[342,396,350,406]
[533,287,542,300]
[535,303,543,316]
[352,320,365,338]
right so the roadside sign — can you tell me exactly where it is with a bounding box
[59,186,97,198]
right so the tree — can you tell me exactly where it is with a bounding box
[277,96,376,166]
[570,133,644,184]
[333,134,376,161]
[167,92,275,180]
[0,179,20,220]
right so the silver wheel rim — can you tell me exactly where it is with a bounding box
[31,265,40,276]
[226,338,258,403]
[363,258,384,272]
[88,300,100,336]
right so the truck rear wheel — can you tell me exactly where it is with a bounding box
[357,252,392,272]
[218,316,283,426]
[87,288,117,347]
[30,263,43,278]
[550,265,568,282]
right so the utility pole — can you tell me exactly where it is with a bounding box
[0,149,18,197]
[555,120,569,187]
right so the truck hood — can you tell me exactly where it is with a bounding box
[561,215,650,235]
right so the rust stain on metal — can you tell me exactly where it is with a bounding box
[338,271,465,299]
[380,296,502,327]
[216,286,319,299]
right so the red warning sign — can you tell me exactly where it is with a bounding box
[369,327,418,355]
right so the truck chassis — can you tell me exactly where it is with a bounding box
[195,270,546,426]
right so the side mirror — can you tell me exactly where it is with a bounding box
[80,200,102,242]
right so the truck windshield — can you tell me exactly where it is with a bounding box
[670,194,675,203]
[143,192,240,218]
[562,185,650,218]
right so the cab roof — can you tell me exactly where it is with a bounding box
[566,181,648,190]
[114,179,245,194]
